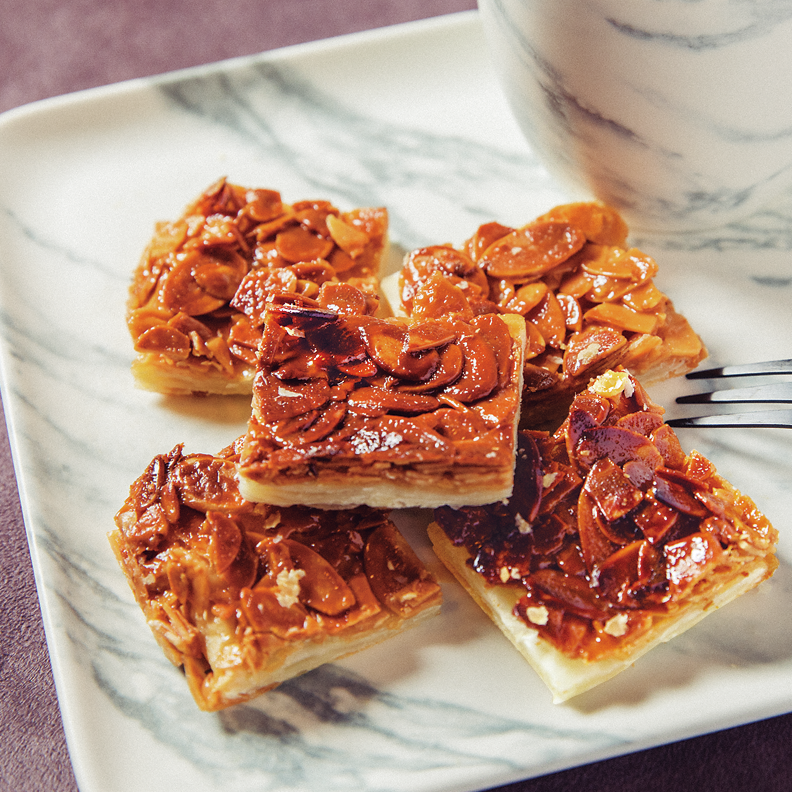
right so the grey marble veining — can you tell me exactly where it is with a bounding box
[605,4,792,51]
[160,57,792,255]
[158,62,561,250]
[1,13,791,792]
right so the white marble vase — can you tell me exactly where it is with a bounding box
[479,0,792,231]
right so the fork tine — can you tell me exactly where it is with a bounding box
[676,382,792,404]
[672,359,792,427]
[667,409,792,429]
[686,358,792,379]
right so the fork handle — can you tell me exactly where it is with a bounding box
[686,359,792,379]
[667,409,792,428]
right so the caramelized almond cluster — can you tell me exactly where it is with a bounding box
[239,275,523,487]
[434,370,778,661]
[127,178,387,393]
[120,185,761,703]
[398,202,705,426]
[110,441,441,710]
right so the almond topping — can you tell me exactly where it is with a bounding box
[325,213,370,257]
[603,613,629,637]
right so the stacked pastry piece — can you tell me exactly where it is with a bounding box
[112,182,777,709]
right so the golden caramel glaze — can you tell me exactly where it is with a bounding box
[397,202,706,428]
[237,274,527,509]
[110,441,441,711]
[433,369,777,663]
[127,177,387,395]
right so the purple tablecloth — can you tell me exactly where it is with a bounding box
[1,2,790,790]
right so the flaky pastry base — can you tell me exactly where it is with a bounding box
[238,313,527,510]
[238,460,520,511]
[112,518,441,710]
[130,355,256,396]
[428,521,775,703]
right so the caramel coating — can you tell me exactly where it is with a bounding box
[127,178,387,393]
[434,370,778,661]
[239,276,524,497]
[398,202,706,428]
[110,441,441,710]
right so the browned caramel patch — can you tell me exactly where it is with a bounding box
[433,370,778,662]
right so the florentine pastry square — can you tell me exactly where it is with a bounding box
[237,275,527,509]
[428,369,778,702]
[127,177,387,395]
[110,441,441,711]
[386,201,706,428]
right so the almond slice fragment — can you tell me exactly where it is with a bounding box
[325,213,370,257]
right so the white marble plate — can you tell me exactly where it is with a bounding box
[1,11,791,792]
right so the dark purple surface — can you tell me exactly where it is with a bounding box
[1,2,790,791]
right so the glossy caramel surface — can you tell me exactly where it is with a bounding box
[111,441,441,710]
[239,278,523,482]
[127,178,386,391]
[435,371,777,660]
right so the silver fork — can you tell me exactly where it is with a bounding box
[665,359,792,429]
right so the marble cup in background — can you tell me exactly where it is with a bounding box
[478,0,792,232]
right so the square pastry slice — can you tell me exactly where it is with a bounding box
[237,275,527,509]
[110,441,441,711]
[428,369,778,702]
[127,177,387,395]
[386,201,706,428]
